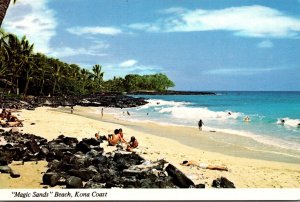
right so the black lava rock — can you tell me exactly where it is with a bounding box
[165,164,195,188]
[212,177,235,188]
[66,176,83,188]
[42,172,60,187]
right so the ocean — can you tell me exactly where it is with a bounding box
[107,91,300,152]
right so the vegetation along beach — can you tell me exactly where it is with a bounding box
[0,0,300,192]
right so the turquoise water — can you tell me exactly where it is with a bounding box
[119,92,300,151]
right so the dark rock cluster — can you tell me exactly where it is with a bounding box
[27,93,147,109]
[0,93,148,109]
[0,98,34,110]
[0,130,206,188]
[129,90,216,95]
[0,130,235,188]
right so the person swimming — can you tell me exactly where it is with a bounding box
[243,116,250,122]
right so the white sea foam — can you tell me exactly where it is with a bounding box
[89,102,300,152]
[158,106,241,121]
[138,99,190,110]
[276,118,300,128]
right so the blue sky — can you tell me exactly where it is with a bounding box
[3,0,300,91]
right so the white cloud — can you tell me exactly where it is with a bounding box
[103,60,163,79]
[160,7,188,14]
[205,68,274,75]
[2,0,57,54]
[2,2,110,59]
[129,5,300,38]
[50,47,108,58]
[90,40,110,50]
[67,26,122,36]
[257,40,273,48]
[128,23,160,32]
[119,60,138,67]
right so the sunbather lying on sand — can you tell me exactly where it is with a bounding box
[5,121,23,127]
[180,160,228,171]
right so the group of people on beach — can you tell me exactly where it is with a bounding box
[95,128,139,152]
[0,108,23,128]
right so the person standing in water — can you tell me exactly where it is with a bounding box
[198,119,204,131]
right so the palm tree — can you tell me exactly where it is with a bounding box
[69,64,81,81]
[0,28,9,60]
[92,64,104,92]
[0,61,7,77]
[34,53,49,95]
[50,59,63,95]
[3,33,21,93]
[22,56,35,96]
[4,34,34,94]
[0,0,17,27]
[0,29,7,76]
[80,68,93,93]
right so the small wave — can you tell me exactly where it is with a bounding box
[276,118,300,128]
[158,106,241,121]
[138,99,191,110]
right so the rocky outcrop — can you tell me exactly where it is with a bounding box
[129,90,216,95]
[1,130,235,188]
[0,130,208,188]
[0,93,148,109]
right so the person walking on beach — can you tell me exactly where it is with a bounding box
[70,106,74,114]
[198,119,204,131]
[101,108,104,118]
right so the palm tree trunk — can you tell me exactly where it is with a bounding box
[39,79,45,95]
[24,80,30,96]
[52,79,57,95]
[0,0,11,27]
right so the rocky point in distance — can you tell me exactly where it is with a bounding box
[128,90,216,95]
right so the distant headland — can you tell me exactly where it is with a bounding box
[128,90,216,95]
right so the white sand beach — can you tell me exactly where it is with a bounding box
[0,106,300,188]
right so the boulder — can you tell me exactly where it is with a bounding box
[68,168,97,181]
[212,177,235,188]
[76,141,91,153]
[165,164,195,188]
[42,172,60,187]
[0,157,8,166]
[66,176,83,188]
[10,170,20,178]
[62,136,78,146]
[82,138,102,146]
[26,140,40,153]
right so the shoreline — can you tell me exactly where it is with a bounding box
[60,106,300,164]
[1,106,300,188]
